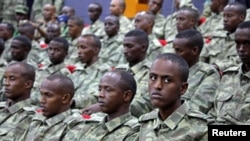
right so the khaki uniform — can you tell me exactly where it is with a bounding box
[137,102,208,141]
[65,38,79,65]
[81,19,106,39]
[152,13,166,40]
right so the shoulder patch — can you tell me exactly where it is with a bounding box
[223,66,239,73]
[124,117,140,129]
[186,109,210,121]
[139,110,158,122]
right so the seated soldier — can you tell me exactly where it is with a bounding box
[136,53,208,140]
[18,74,83,140]
[0,62,37,140]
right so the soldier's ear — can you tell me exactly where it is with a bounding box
[25,80,33,89]
[62,93,71,104]
[180,82,188,96]
[123,90,133,102]
[192,46,199,55]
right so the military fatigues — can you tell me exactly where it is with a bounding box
[147,34,163,62]
[182,61,220,114]
[0,99,36,140]
[27,40,44,69]
[78,112,140,141]
[208,64,250,125]
[19,109,83,141]
[81,19,106,39]
[72,60,110,109]
[200,31,241,71]
[137,102,208,141]
[116,59,153,118]
[153,13,166,40]
[119,15,132,35]
[31,63,71,105]
[100,34,123,66]
[65,38,79,65]
[1,38,13,64]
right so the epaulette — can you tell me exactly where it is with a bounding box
[124,117,140,129]
[115,64,129,71]
[64,115,82,128]
[84,112,105,123]
[199,63,217,75]
[0,101,6,108]
[139,110,158,122]
[23,106,36,112]
[186,109,210,121]
[223,66,239,73]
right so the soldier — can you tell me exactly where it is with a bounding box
[32,37,71,105]
[75,70,140,141]
[0,62,36,139]
[173,29,220,114]
[207,20,250,125]
[44,23,61,44]
[109,0,132,35]
[148,0,166,39]
[136,53,208,140]
[60,6,75,39]
[100,15,123,66]
[200,2,246,72]
[19,74,83,140]
[134,11,163,62]
[15,4,29,32]
[82,2,105,39]
[71,34,109,109]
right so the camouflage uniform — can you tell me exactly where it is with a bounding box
[65,38,79,65]
[137,102,208,141]
[19,109,83,141]
[72,60,110,109]
[78,112,140,141]
[1,38,13,64]
[147,34,163,62]
[31,0,64,21]
[100,34,124,66]
[208,64,250,125]
[81,19,106,39]
[119,15,132,35]
[116,59,153,118]
[0,99,36,140]
[152,13,166,40]
[200,31,241,71]
[27,40,44,68]
[182,61,220,114]
[31,63,71,105]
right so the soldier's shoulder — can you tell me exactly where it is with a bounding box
[186,108,210,122]
[0,101,6,109]
[199,62,218,75]
[138,109,158,123]
[223,65,239,74]
[124,116,140,129]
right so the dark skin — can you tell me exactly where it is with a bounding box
[88,3,102,23]
[104,16,119,38]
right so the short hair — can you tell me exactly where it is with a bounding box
[7,62,36,82]
[112,70,137,102]
[68,15,84,27]
[117,0,126,12]
[0,38,4,55]
[12,35,32,51]
[237,20,250,29]
[19,22,35,35]
[90,2,103,13]
[105,15,120,26]
[1,22,15,35]
[124,29,149,49]
[178,6,200,24]
[155,53,189,82]
[45,74,75,98]
[81,34,101,49]
[226,2,246,16]
[50,37,69,52]
[175,29,204,52]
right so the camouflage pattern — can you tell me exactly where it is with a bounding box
[71,60,110,109]
[19,109,83,141]
[81,19,106,39]
[78,112,140,141]
[31,0,64,21]
[100,34,124,66]
[208,64,250,125]
[1,0,26,26]
[116,59,153,118]
[152,13,166,40]
[182,61,220,114]
[31,63,71,105]
[200,31,241,71]
[164,12,177,41]
[119,15,132,35]
[147,34,163,62]
[137,103,208,141]
[65,38,79,65]
[27,40,44,69]
[0,99,36,140]
[1,38,13,64]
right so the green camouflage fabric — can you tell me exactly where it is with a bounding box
[27,40,44,69]
[81,19,106,39]
[1,0,26,26]
[200,12,224,36]
[100,34,123,66]
[65,38,79,65]
[137,102,208,141]
[0,99,36,140]
[1,38,13,64]
[164,12,177,41]
[147,34,163,62]
[19,109,83,141]
[71,60,110,109]
[152,13,166,40]
[78,112,140,141]
[31,0,64,21]
[31,63,71,105]
[208,64,250,125]
[182,61,220,114]
[202,0,212,18]
[200,31,241,71]
[116,59,153,118]
[119,15,132,35]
